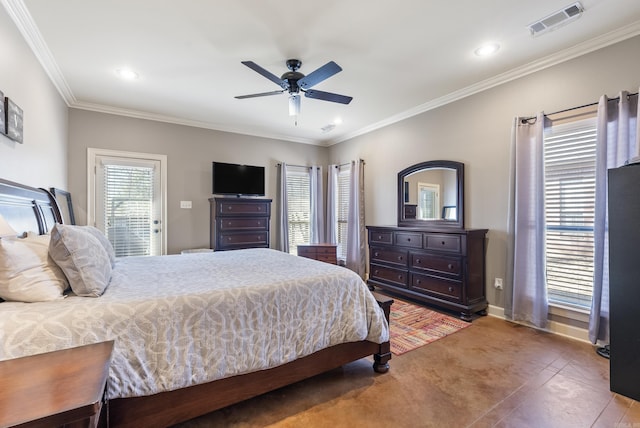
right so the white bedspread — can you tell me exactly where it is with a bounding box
[0,248,388,399]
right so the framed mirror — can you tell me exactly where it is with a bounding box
[397,160,464,229]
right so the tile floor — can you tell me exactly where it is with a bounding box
[175,312,640,428]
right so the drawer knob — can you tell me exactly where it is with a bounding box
[374,252,379,257]
[374,270,379,275]
[416,258,421,264]
[378,235,382,239]
[448,286,454,292]
[398,255,403,261]
[416,279,421,284]
[257,207,262,211]
[407,238,411,242]
[448,264,453,269]
[228,206,233,210]
[441,241,446,245]
[398,275,403,280]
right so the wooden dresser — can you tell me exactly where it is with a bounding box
[366,225,488,321]
[297,243,338,264]
[209,197,271,251]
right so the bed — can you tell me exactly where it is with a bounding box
[0,178,392,427]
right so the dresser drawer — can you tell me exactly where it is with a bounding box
[370,264,408,287]
[369,230,393,245]
[218,217,268,231]
[410,252,462,277]
[410,272,462,302]
[316,255,337,264]
[370,246,408,267]
[217,200,270,216]
[395,232,422,248]
[425,234,461,253]
[218,231,269,249]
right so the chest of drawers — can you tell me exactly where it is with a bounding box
[367,225,488,321]
[210,197,271,251]
[297,243,338,264]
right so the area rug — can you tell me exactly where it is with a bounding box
[389,299,471,355]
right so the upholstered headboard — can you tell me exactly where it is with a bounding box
[0,178,62,236]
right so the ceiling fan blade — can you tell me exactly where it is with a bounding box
[297,61,342,90]
[241,61,288,89]
[304,89,352,105]
[235,90,285,99]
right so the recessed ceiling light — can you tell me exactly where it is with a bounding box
[474,43,500,57]
[333,117,343,125]
[116,68,139,80]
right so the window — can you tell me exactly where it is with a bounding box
[88,148,167,257]
[543,116,597,309]
[286,166,311,255]
[336,164,351,262]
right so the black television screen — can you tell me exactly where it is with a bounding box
[212,162,265,196]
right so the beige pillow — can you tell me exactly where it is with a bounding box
[49,224,112,297]
[0,234,69,302]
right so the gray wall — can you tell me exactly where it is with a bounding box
[328,35,640,310]
[67,109,328,254]
[0,5,68,188]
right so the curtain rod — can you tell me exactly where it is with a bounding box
[276,163,311,169]
[521,92,639,123]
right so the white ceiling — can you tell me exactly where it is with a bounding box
[6,0,640,145]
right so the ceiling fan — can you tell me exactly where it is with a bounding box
[235,59,353,116]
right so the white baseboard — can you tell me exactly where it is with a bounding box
[487,305,591,344]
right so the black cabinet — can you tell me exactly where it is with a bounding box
[608,164,640,401]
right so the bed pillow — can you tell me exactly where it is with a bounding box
[49,223,112,297]
[0,234,69,302]
[80,225,116,267]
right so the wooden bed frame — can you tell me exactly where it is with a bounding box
[0,178,392,427]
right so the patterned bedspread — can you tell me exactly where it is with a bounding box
[0,248,389,399]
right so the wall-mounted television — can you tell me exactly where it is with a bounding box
[212,161,265,196]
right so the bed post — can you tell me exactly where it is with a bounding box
[372,292,393,373]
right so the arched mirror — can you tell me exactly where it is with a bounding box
[398,160,464,229]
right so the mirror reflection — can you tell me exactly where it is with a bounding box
[398,160,464,229]
[403,168,458,221]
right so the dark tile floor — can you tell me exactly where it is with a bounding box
[176,314,640,428]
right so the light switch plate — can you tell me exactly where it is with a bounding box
[180,201,192,209]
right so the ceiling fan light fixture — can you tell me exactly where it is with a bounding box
[289,94,300,116]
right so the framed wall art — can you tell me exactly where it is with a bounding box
[5,97,23,143]
[0,91,5,136]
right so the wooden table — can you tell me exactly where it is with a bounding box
[0,341,114,428]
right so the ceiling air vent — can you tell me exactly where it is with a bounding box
[528,2,584,37]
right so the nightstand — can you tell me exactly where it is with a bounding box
[0,340,114,428]
[297,243,338,265]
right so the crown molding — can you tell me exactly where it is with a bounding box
[2,0,75,105]
[5,0,640,147]
[331,20,640,145]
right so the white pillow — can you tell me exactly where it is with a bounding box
[0,234,69,302]
[48,224,112,297]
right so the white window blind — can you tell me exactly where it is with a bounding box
[336,165,351,261]
[286,167,311,255]
[100,161,158,257]
[543,117,597,309]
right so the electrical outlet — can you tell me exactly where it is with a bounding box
[180,200,192,209]
[494,277,503,290]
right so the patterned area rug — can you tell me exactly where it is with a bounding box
[389,299,471,355]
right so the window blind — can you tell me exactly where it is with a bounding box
[286,167,311,255]
[544,118,597,309]
[102,164,155,257]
